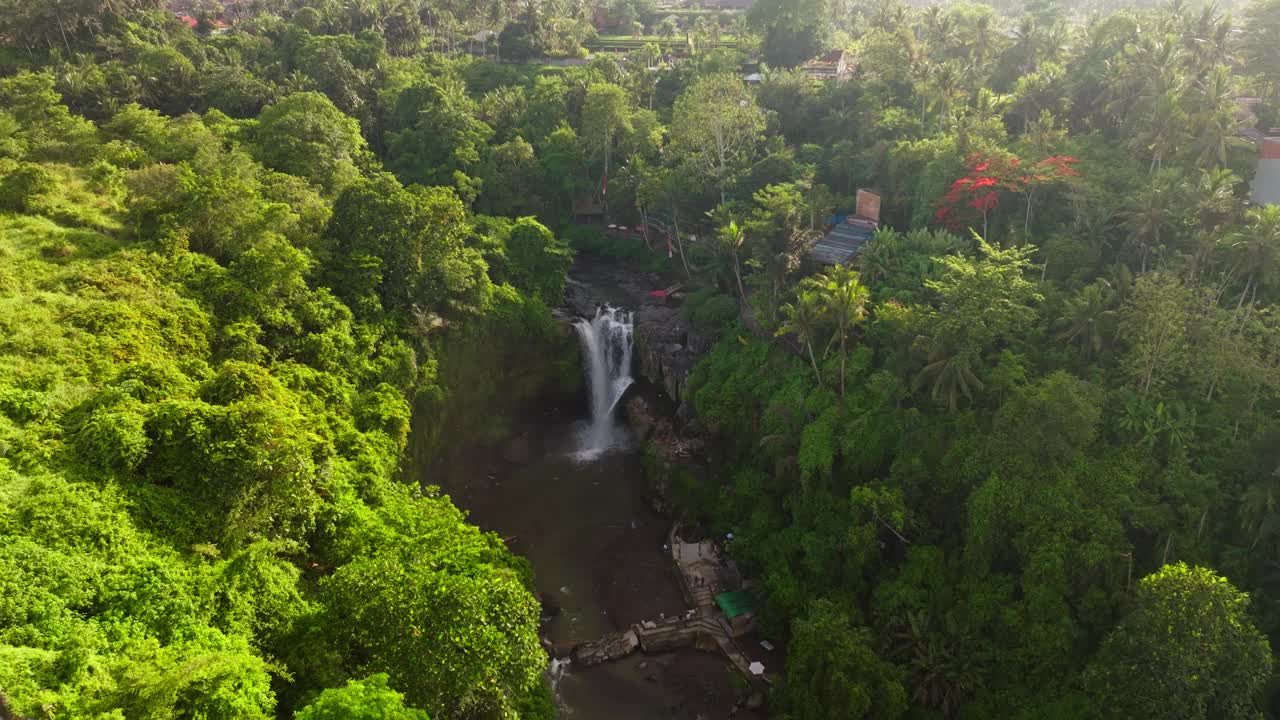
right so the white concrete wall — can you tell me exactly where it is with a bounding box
[1253,159,1280,206]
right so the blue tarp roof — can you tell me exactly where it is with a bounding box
[812,221,875,264]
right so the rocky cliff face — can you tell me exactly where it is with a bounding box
[564,274,712,418]
[631,303,713,419]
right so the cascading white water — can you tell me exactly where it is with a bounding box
[547,657,572,712]
[572,306,634,457]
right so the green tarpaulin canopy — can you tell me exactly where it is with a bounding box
[715,591,756,619]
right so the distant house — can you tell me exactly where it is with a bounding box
[802,49,855,82]
[1253,136,1280,207]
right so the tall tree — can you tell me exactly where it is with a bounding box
[580,82,632,215]
[785,600,908,720]
[914,238,1041,410]
[810,265,871,397]
[748,0,833,67]
[669,74,766,203]
[1120,171,1184,273]
[1086,563,1271,720]
[253,92,369,194]
[1120,272,1192,397]
[1232,205,1280,309]
[715,219,749,303]
[778,287,827,385]
[1057,279,1119,361]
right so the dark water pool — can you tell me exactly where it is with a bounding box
[431,412,756,719]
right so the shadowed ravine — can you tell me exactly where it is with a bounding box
[416,291,757,719]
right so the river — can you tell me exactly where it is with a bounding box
[420,270,764,718]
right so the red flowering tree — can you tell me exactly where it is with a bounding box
[1021,154,1081,235]
[936,153,1079,238]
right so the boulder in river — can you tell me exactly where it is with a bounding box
[572,629,640,666]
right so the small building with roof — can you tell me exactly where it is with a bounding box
[811,217,876,264]
[802,49,855,82]
[811,189,881,265]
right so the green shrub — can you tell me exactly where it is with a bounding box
[0,163,56,212]
[71,404,150,471]
[685,289,739,333]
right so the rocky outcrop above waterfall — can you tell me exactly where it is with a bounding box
[564,271,712,417]
[631,303,714,417]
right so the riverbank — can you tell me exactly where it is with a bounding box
[433,406,763,719]
[413,250,768,717]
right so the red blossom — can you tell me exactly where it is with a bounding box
[969,192,1000,212]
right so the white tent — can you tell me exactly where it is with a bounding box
[748,661,765,675]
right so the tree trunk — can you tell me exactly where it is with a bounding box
[839,331,847,398]
[55,12,73,54]
[732,252,746,304]
[672,208,691,280]
[807,341,823,385]
[602,137,611,218]
[1236,274,1253,313]
[639,205,652,251]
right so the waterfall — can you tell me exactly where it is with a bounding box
[572,306,634,457]
[547,657,571,712]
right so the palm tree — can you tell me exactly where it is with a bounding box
[859,227,903,284]
[657,16,677,44]
[641,41,661,69]
[811,265,871,397]
[1120,173,1182,273]
[1010,16,1040,70]
[716,220,748,303]
[1240,471,1280,551]
[922,6,956,55]
[777,288,826,385]
[1057,280,1118,360]
[1187,65,1247,169]
[968,13,998,67]
[1186,167,1239,282]
[925,60,966,130]
[913,339,984,412]
[888,609,986,718]
[1231,205,1280,310]
[1179,3,1232,80]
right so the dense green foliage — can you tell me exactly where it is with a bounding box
[668,0,1280,709]
[294,674,430,720]
[2,0,1280,717]
[0,16,577,717]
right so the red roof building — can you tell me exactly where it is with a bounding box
[802,49,856,82]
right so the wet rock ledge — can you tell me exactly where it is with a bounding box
[564,273,713,416]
